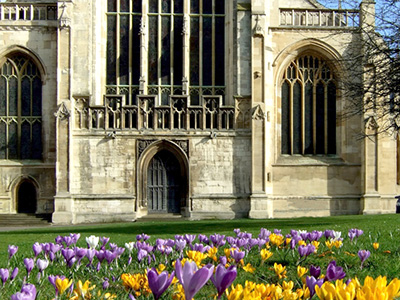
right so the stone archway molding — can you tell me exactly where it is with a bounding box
[136,139,190,217]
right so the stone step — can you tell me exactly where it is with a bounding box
[0,214,51,227]
[137,213,187,222]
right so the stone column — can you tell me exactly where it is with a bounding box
[52,1,73,224]
[248,0,273,218]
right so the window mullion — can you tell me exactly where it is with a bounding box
[17,75,21,159]
[170,8,174,92]
[324,83,328,154]
[290,81,294,155]
[128,1,133,104]
[199,0,203,95]
[301,79,305,155]
[116,1,121,89]
[312,84,316,155]
[211,0,215,92]
[157,0,161,100]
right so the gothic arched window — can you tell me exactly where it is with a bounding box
[0,54,42,160]
[106,0,225,105]
[281,55,337,155]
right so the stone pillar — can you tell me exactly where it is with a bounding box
[52,1,73,224]
[248,0,273,218]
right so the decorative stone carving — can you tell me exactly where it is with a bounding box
[139,17,146,36]
[54,102,70,120]
[137,140,157,158]
[252,104,265,121]
[365,115,378,131]
[253,15,264,37]
[182,16,189,36]
[172,140,189,157]
[59,1,71,29]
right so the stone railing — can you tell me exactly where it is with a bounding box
[73,95,245,131]
[280,8,359,28]
[0,3,57,21]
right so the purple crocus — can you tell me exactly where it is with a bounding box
[230,249,245,263]
[309,265,321,278]
[306,276,324,298]
[10,267,18,281]
[210,234,226,247]
[8,245,18,259]
[211,264,237,299]
[137,249,148,262]
[325,261,346,281]
[175,259,214,300]
[24,258,34,276]
[358,249,371,269]
[184,234,196,244]
[0,268,9,286]
[36,259,49,273]
[11,283,36,300]
[147,268,175,300]
[32,242,42,258]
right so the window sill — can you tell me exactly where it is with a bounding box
[273,155,360,167]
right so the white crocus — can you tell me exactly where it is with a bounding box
[125,242,135,254]
[86,235,99,249]
[332,230,342,241]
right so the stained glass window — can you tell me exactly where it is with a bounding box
[281,55,337,155]
[0,54,42,159]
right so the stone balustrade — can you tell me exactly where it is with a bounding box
[280,8,359,28]
[0,3,57,21]
[73,95,249,132]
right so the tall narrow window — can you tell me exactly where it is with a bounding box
[106,0,142,104]
[0,55,42,159]
[189,0,225,104]
[281,55,337,155]
[148,0,184,104]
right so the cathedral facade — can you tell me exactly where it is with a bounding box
[0,0,397,224]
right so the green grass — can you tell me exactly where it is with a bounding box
[1,214,400,299]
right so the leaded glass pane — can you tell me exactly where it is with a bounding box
[316,83,325,154]
[32,77,42,116]
[149,0,158,13]
[148,16,158,85]
[173,16,183,85]
[293,81,302,154]
[174,0,183,13]
[190,17,199,85]
[161,16,171,85]
[108,0,116,12]
[8,122,17,159]
[120,0,129,12]
[328,82,336,154]
[215,0,224,14]
[132,0,142,13]
[162,0,171,13]
[0,122,5,159]
[304,82,313,154]
[215,16,225,86]
[190,0,199,13]
[8,77,17,116]
[106,15,117,85]
[281,81,290,154]
[132,16,141,86]
[119,15,130,85]
[0,77,6,115]
[21,121,31,159]
[203,0,212,14]
[21,77,31,116]
[202,17,212,86]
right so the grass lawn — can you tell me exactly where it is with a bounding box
[1,214,400,299]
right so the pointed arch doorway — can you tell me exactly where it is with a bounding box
[17,180,37,213]
[147,150,181,213]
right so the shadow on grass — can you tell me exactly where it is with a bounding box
[1,214,389,237]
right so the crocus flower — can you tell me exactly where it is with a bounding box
[24,258,34,276]
[211,264,237,299]
[8,245,18,259]
[11,283,37,300]
[86,235,100,249]
[306,276,324,298]
[358,249,371,269]
[10,267,18,281]
[32,242,42,257]
[0,268,9,285]
[310,265,321,278]
[147,268,175,300]
[36,259,49,272]
[56,277,73,295]
[325,261,346,281]
[175,259,214,300]
[230,249,245,263]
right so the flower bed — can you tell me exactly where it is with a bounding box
[0,228,399,299]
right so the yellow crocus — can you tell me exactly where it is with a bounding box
[315,281,336,300]
[273,263,287,279]
[373,242,380,250]
[56,277,73,295]
[243,263,255,273]
[298,240,307,246]
[260,249,273,261]
[226,284,244,300]
[72,280,95,299]
[297,265,308,278]
[312,241,320,250]
[186,250,208,266]
[157,263,166,273]
[270,233,284,247]
[281,280,294,291]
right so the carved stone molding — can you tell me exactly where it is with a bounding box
[253,14,265,37]
[139,17,146,36]
[252,104,265,121]
[54,102,70,120]
[365,116,378,131]
[137,139,189,158]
